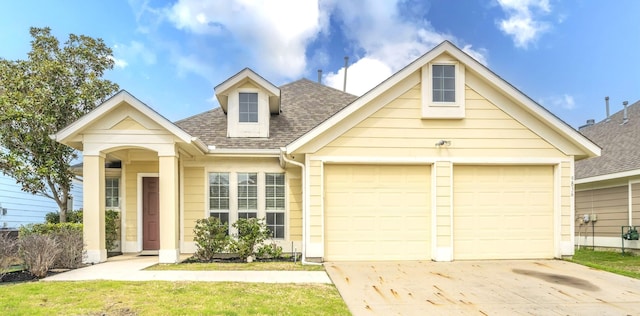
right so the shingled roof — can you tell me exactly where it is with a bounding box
[174,78,357,150]
[576,100,640,179]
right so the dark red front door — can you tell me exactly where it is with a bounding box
[143,177,160,250]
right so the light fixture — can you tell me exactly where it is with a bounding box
[435,140,451,147]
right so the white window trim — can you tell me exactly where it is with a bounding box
[422,61,465,119]
[105,177,120,210]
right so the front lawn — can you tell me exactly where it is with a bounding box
[568,248,640,279]
[0,281,349,315]
[147,261,325,271]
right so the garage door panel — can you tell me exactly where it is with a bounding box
[325,164,431,261]
[454,165,554,260]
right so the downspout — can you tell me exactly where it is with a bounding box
[279,148,320,265]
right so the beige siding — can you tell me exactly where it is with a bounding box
[434,161,452,247]
[308,160,323,243]
[560,161,572,242]
[288,168,303,241]
[633,183,640,226]
[324,164,430,261]
[183,167,204,242]
[453,165,554,259]
[124,162,158,242]
[315,85,565,158]
[576,186,628,238]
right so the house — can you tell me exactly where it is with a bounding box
[0,174,82,228]
[53,41,599,264]
[575,100,640,250]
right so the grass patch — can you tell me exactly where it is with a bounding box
[0,281,349,315]
[146,261,325,271]
[568,248,640,279]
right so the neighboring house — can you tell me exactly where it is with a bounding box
[0,173,83,228]
[53,41,599,264]
[575,100,640,250]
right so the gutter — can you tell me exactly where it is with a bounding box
[279,147,320,266]
[207,147,281,157]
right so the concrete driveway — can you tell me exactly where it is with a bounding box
[325,260,640,315]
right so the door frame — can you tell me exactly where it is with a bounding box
[137,173,159,252]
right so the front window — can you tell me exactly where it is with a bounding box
[105,177,119,208]
[209,173,230,229]
[239,92,258,123]
[432,64,456,102]
[265,173,285,239]
[238,173,258,218]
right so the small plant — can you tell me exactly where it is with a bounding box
[105,209,120,251]
[193,217,229,261]
[257,242,283,259]
[19,234,60,278]
[0,232,19,280]
[229,218,270,262]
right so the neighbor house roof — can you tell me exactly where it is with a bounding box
[576,100,640,180]
[175,78,357,149]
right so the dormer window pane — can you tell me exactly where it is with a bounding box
[239,92,258,122]
[432,65,456,102]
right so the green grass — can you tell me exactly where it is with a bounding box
[146,261,325,271]
[0,281,349,315]
[568,248,640,279]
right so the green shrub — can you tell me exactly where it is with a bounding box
[19,222,83,237]
[105,210,120,251]
[229,218,270,262]
[257,242,283,259]
[19,234,60,278]
[193,217,229,261]
[45,209,83,224]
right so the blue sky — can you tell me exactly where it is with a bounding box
[1,0,639,129]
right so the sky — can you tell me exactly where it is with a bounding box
[1,0,639,129]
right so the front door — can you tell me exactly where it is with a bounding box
[142,177,160,250]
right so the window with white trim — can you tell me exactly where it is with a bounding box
[265,173,285,239]
[237,173,258,219]
[209,172,230,228]
[422,61,465,119]
[105,177,119,208]
[239,92,258,123]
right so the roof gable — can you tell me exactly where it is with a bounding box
[53,90,206,152]
[285,41,600,159]
[214,68,281,114]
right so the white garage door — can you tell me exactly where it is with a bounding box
[324,165,431,261]
[453,165,554,260]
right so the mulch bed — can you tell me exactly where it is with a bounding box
[1,269,64,284]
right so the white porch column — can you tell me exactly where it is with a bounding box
[83,154,106,263]
[159,154,180,263]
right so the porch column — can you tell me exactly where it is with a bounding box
[159,154,180,263]
[83,154,106,263]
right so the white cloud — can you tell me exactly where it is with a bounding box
[108,55,128,69]
[496,0,551,49]
[325,57,392,96]
[540,94,576,110]
[165,0,321,78]
[321,0,488,95]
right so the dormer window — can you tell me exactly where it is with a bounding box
[239,92,258,123]
[432,65,455,102]
[422,59,465,119]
